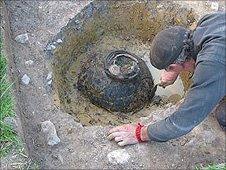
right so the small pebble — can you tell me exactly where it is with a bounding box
[46,44,56,51]
[46,72,52,80]
[25,60,34,65]
[21,74,30,85]
[15,33,29,44]
[47,79,52,85]
[41,120,60,146]
[56,39,63,43]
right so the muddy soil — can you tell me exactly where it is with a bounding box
[55,36,183,126]
[51,1,195,126]
[1,0,225,169]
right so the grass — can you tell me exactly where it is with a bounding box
[0,35,20,158]
[196,163,226,170]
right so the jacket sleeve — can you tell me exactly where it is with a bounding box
[147,59,226,142]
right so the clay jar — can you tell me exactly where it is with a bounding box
[77,50,156,113]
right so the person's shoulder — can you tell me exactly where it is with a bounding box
[197,12,226,26]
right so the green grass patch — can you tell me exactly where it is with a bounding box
[196,163,226,170]
[0,35,20,157]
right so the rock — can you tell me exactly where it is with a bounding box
[46,72,52,80]
[46,44,56,51]
[25,60,34,65]
[107,149,130,164]
[56,39,63,43]
[15,33,29,44]
[21,74,30,85]
[41,120,60,146]
[47,79,52,85]
[46,72,53,85]
[3,117,18,130]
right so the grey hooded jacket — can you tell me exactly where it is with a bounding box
[148,12,226,142]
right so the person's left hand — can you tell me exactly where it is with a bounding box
[107,124,139,146]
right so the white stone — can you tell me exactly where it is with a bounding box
[56,39,63,43]
[211,2,219,11]
[46,44,56,51]
[47,79,52,85]
[15,33,29,44]
[21,74,30,85]
[46,72,52,80]
[25,60,34,65]
[107,149,130,164]
[41,120,60,146]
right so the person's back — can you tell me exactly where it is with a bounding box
[193,12,226,65]
[146,12,226,142]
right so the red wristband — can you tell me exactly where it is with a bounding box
[135,123,144,142]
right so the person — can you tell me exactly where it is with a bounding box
[107,12,226,146]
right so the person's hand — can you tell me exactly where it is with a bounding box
[159,70,179,88]
[107,124,149,146]
[159,64,183,88]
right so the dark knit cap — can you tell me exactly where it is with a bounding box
[150,26,189,69]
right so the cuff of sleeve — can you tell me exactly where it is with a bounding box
[147,122,168,142]
[147,117,192,142]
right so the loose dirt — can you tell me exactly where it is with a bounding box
[1,0,225,169]
[52,1,194,126]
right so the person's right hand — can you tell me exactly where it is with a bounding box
[107,124,139,146]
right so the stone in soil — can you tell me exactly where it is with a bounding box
[21,74,30,85]
[107,149,130,164]
[46,72,52,81]
[15,33,29,44]
[25,60,34,65]
[56,39,63,43]
[46,44,56,51]
[41,120,60,146]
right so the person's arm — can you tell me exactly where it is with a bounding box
[147,60,226,142]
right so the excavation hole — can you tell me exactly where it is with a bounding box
[51,1,195,126]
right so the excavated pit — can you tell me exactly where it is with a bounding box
[48,1,195,126]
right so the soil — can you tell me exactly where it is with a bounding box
[1,0,225,169]
[56,35,181,126]
[51,1,195,126]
